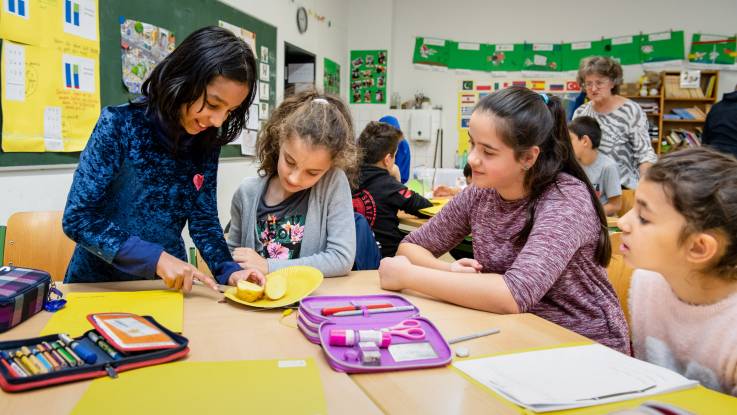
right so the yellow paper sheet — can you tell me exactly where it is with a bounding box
[1,41,101,152]
[0,0,99,51]
[418,198,450,216]
[71,359,327,415]
[40,290,183,337]
[1,0,100,152]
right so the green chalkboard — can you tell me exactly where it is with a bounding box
[0,0,276,168]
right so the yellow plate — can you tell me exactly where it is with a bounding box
[224,266,324,309]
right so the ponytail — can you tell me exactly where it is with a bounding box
[542,94,611,266]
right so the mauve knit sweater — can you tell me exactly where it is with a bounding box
[403,173,630,353]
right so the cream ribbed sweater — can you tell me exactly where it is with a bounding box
[629,269,737,396]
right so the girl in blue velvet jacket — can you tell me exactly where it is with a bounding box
[63,26,264,292]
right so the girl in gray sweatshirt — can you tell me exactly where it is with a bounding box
[227,90,358,278]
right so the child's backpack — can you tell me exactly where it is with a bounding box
[352,213,381,270]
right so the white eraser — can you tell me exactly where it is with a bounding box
[455,347,470,358]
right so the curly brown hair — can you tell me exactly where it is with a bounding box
[256,90,359,185]
[645,147,737,281]
[577,56,623,95]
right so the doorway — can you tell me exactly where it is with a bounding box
[284,42,316,97]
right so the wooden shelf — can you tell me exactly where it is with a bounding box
[623,95,662,99]
[663,97,715,102]
[656,70,719,155]
[663,119,706,123]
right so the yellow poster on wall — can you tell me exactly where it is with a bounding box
[457,86,479,166]
[0,0,45,45]
[1,0,100,152]
[1,0,99,52]
[2,40,100,151]
[456,78,581,165]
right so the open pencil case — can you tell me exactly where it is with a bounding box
[0,312,189,392]
[298,295,451,373]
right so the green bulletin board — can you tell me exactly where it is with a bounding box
[689,34,737,65]
[448,42,492,71]
[607,35,641,65]
[0,0,277,168]
[487,43,525,72]
[522,43,562,72]
[323,58,340,95]
[561,39,610,71]
[350,50,387,104]
[412,37,452,67]
[640,31,684,63]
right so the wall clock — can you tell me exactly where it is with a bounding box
[296,7,308,34]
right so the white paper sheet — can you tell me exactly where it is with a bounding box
[453,344,698,412]
[3,42,26,101]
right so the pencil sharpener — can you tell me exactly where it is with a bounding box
[358,341,381,366]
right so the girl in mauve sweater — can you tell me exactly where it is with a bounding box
[379,86,629,354]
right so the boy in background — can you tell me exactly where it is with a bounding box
[353,122,433,257]
[569,116,622,216]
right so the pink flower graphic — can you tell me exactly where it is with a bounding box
[266,242,289,259]
[291,223,305,242]
[260,228,270,242]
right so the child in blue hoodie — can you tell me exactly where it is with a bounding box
[63,26,263,292]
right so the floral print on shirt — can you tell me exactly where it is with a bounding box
[257,213,306,259]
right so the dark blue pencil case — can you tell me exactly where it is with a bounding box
[0,314,189,392]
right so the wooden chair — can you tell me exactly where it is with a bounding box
[190,248,213,278]
[606,232,634,327]
[617,189,635,217]
[3,211,76,281]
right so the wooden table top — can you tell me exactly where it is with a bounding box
[2,271,731,414]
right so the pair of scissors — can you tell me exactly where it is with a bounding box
[381,319,426,340]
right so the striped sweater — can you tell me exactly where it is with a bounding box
[573,99,658,189]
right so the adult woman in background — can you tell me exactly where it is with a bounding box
[573,56,657,189]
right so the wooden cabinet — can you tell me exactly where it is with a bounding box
[624,70,719,155]
[659,70,719,154]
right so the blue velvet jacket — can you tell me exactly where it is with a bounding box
[62,103,240,284]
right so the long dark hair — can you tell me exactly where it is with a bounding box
[475,86,611,266]
[136,26,257,151]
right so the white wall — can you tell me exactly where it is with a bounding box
[3,0,737,228]
[0,0,351,232]
[221,0,350,103]
[346,0,393,114]
[388,0,737,167]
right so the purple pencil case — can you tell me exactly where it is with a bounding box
[298,295,452,373]
[297,294,414,344]
[0,266,50,333]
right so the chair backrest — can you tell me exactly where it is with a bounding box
[3,211,76,281]
[353,212,381,271]
[606,232,634,327]
[191,248,214,278]
[617,189,635,217]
